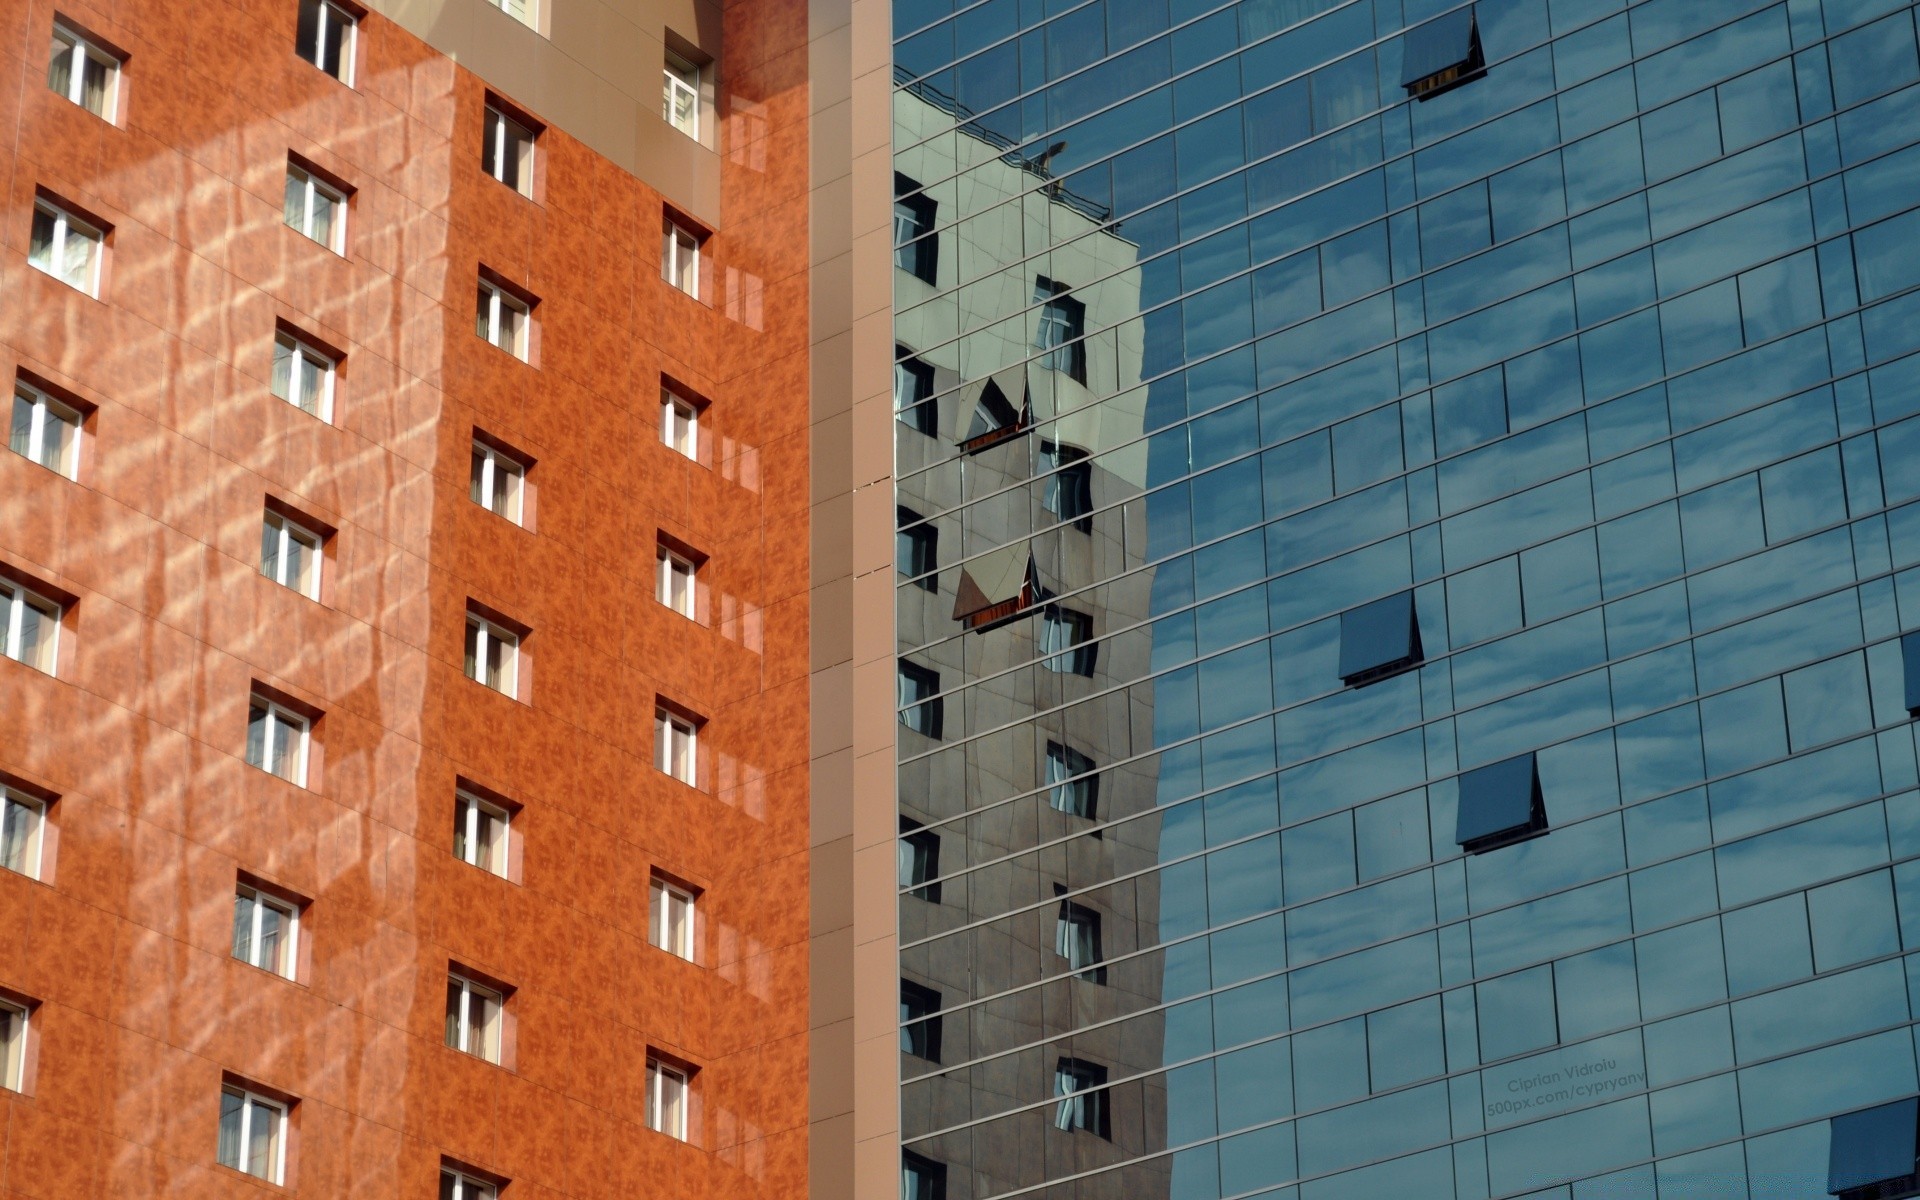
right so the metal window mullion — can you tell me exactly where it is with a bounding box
[238,1097,256,1174]
[26,398,46,465]
[313,10,328,69]
[65,41,85,104]
[464,799,480,865]
[263,709,281,776]
[4,592,22,663]
[51,213,69,278]
[302,176,317,238]
[478,448,495,510]
[492,115,507,184]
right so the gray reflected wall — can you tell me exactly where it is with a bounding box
[893,0,1920,1197]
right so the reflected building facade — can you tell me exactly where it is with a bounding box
[890,0,1920,1197]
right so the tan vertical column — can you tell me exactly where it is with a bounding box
[808,0,897,1194]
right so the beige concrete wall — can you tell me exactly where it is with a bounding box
[361,0,724,223]
[806,0,896,1193]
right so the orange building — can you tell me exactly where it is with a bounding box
[0,0,820,1193]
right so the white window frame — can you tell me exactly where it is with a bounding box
[295,0,356,84]
[246,695,310,786]
[10,382,81,477]
[217,1085,288,1184]
[0,788,45,881]
[646,1057,690,1140]
[442,1168,499,1200]
[260,509,324,600]
[453,788,511,877]
[445,972,505,1064]
[28,198,102,296]
[657,547,696,619]
[476,277,531,360]
[482,104,534,197]
[48,23,119,120]
[661,388,699,460]
[656,710,698,785]
[663,52,700,140]
[464,613,519,697]
[663,219,700,297]
[283,163,347,252]
[469,439,525,524]
[271,330,337,421]
[650,876,697,961]
[0,579,60,675]
[0,998,25,1093]
[484,0,536,30]
[232,884,300,979]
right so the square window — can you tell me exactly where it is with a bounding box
[283,161,347,252]
[475,274,533,360]
[1055,898,1103,981]
[469,436,527,525]
[0,997,26,1092]
[453,787,512,877]
[1338,590,1423,687]
[650,874,698,961]
[271,329,337,421]
[217,1085,288,1184]
[894,349,936,436]
[1033,278,1086,385]
[1040,441,1092,532]
[441,1167,499,1200]
[894,174,937,285]
[444,971,506,1063]
[661,385,701,460]
[1401,6,1486,101]
[900,979,942,1061]
[1904,630,1920,717]
[482,102,535,197]
[464,610,520,697]
[295,0,355,83]
[1,787,46,880]
[484,0,535,29]
[47,23,120,120]
[1829,1097,1920,1197]
[897,660,943,738]
[903,1151,947,1200]
[656,708,698,785]
[29,197,103,295]
[231,883,300,979]
[1455,752,1549,854]
[1045,743,1097,819]
[663,52,700,139]
[0,578,61,675]
[657,544,698,619]
[897,508,937,591]
[1053,1058,1108,1136]
[1040,606,1095,676]
[10,381,81,477]
[898,817,940,903]
[646,1056,691,1140]
[245,693,310,785]
[663,218,702,298]
[260,508,324,600]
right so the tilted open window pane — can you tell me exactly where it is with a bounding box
[1401,5,1486,100]
[10,383,80,476]
[0,581,60,675]
[1338,590,1423,686]
[295,0,354,82]
[1829,1096,1920,1198]
[1455,752,1549,855]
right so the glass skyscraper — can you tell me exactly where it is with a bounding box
[891,0,1920,1197]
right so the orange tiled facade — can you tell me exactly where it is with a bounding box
[0,0,812,1193]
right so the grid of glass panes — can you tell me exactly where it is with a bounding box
[9,382,80,476]
[893,0,1920,1195]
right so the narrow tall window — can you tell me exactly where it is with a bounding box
[650,875,697,961]
[444,972,505,1063]
[656,709,698,784]
[475,275,532,360]
[900,980,942,1062]
[1040,441,1092,532]
[29,198,102,295]
[663,52,700,139]
[1045,743,1097,819]
[295,0,355,83]
[283,162,347,252]
[1056,899,1102,981]
[441,1167,499,1200]
[1040,607,1094,676]
[899,817,940,903]
[231,884,299,979]
[10,381,81,477]
[484,0,535,29]
[1,788,45,880]
[662,386,700,460]
[894,349,936,436]
[1053,1058,1108,1136]
[663,218,701,297]
[245,694,309,785]
[271,329,337,421]
[657,545,697,619]
[0,998,25,1092]
[217,1085,287,1183]
[464,611,520,697]
[0,579,60,675]
[469,437,526,524]
[453,788,511,877]
[1033,279,1086,384]
[260,509,323,600]
[482,103,535,197]
[893,174,938,285]
[898,661,942,739]
[647,1057,690,1139]
[897,508,937,591]
[47,23,119,119]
